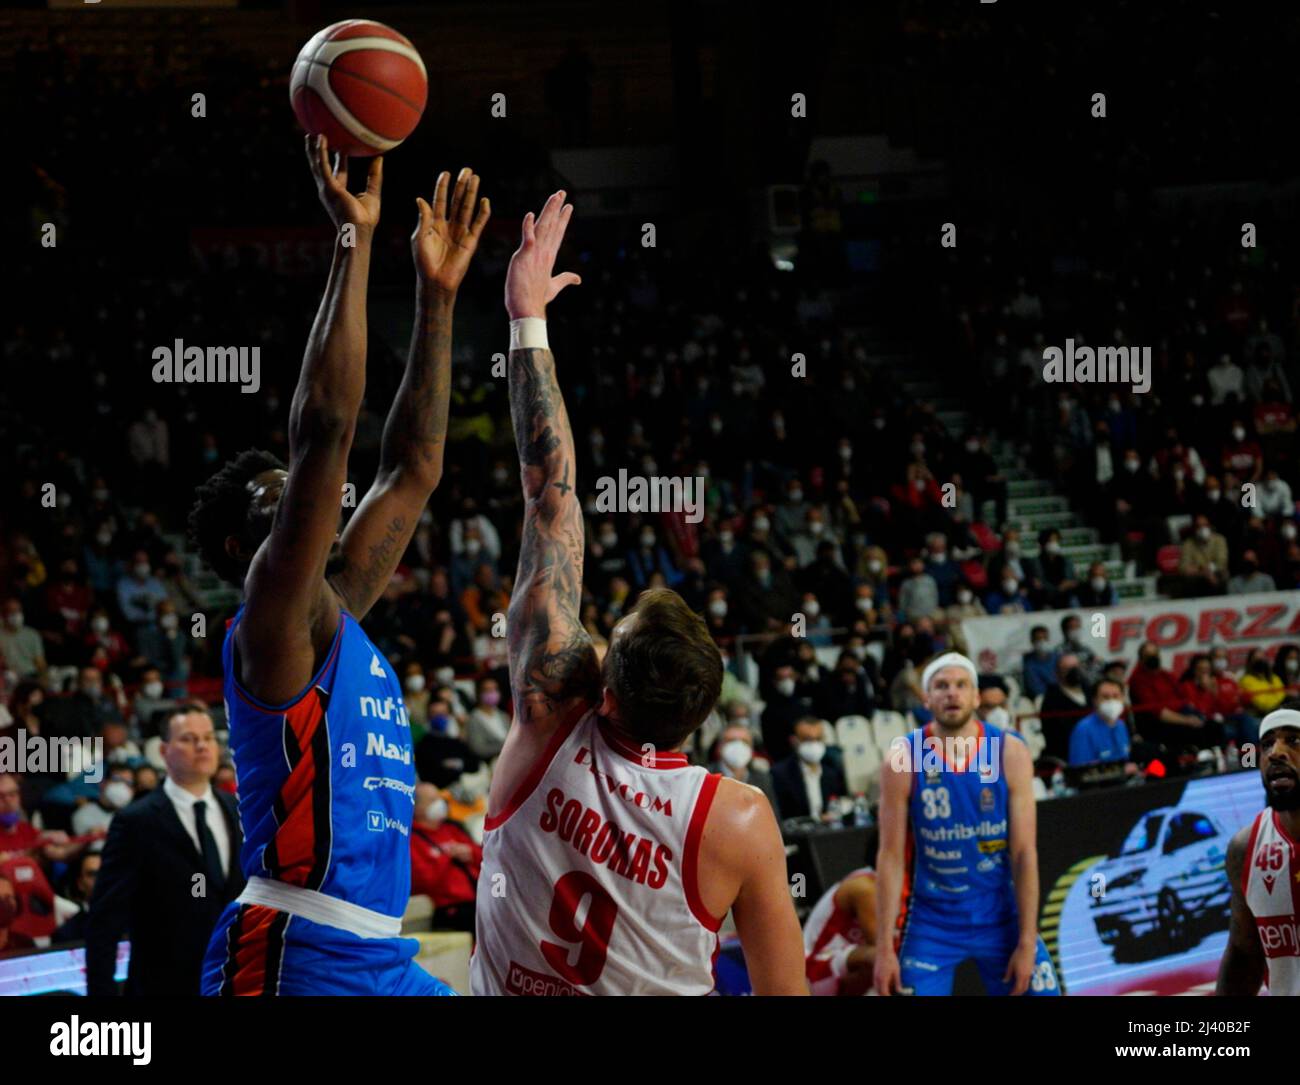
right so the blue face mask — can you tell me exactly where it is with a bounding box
[431,713,451,734]
[0,811,21,830]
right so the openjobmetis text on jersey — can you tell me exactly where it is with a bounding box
[151,340,261,393]
[1041,339,1151,393]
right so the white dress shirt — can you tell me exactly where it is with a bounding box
[164,776,232,876]
[801,762,824,819]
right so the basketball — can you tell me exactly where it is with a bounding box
[290,20,427,157]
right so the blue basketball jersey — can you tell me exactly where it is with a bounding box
[221,605,415,918]
[902,720,1023,928]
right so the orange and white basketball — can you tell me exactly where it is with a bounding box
[290,20,427,157]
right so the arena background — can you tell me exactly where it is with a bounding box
[3,0,1300,1005]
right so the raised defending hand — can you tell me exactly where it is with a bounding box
[413,167,491,296]
[505,190,581,320]
[306,134,382,235]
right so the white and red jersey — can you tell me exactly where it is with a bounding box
[1243,809,1300,996]
[470,710,723,995]
[803,867,875,996]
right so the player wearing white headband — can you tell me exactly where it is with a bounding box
[1218,707,1300,995]
[874,652,1058,996]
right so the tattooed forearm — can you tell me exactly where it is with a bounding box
[379,286,454,482]
[507,346,598,716]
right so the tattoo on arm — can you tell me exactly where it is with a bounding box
[507,348,598,720]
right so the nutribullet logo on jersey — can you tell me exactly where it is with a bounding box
[888,732,1001,782]
[359,695,409,727]
[150,340,261,393]
[591,471,706,524]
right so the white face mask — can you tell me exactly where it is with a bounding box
[405,674,426,693]
[983,706,1011,729]
[1197,526,1212,541]
[856,596,873,613]
[1097,698,1125,723]
[5,612,22,629]
[91,616,110,634]
[1283,523,1298,540]
[103,781,134,810]
[424,798,448,825]
[1232,427,1246,442]
[752,517,770,533]
[599,532,617,548]
[1002,579,1018,596]
[719,531,734,547]
[1212,657,1228,673]
[775,678,796,697]
[1206,490,1221,502]
[720,740,753,770]
[1090,576,1107,593]
[160,613,179,632]
[1044,541,1061,556]
[804,601,820,618]
[957,589,973,605]
[434,668,455,686]
[708,600,728,619]
[640,533,656,549]
[142,681,164,700]
[867,559,883,575]
[134,563,151,579]
[797,740,826,765]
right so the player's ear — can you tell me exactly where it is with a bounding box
[597,687,618,720]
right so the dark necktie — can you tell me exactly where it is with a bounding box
[193,800,225,891]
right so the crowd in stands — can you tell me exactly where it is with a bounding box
[4,2,1300,971]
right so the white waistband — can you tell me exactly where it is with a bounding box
[237,877,402,939]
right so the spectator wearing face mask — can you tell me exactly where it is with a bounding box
[44,558,94,665]
[1254,467,1294,521]
[1068,679,1131,765]
[984,571,1034,616]
[1020,625,1057,700]
[72,767,136,836]
[0,773,79,865]
[1220,420,1263,483]
[449,503,502,565]
[402,663,431,736]
[130,667,178,739]
[704,520,748,586]
[1239,650,1286,715]
[898,557,940,624]
[703,586,739,644]
[1036,529,1079,608]
[410,782,482,934]
[1076,562,1119,608]
[1128,643,1213,750]
[708,725,779,817]
[760,663,813,757]
[115,551,168,630]
[135,599,191,690]
[977,677,1013,731]
[81,609,131,673]
[854,544,891,601]
[465,677,510,762]
[1196,474,1243,541]
[588,520,632,596]
[922,533,961,607]
[44,666,124,742]
[962,432,1007,527]
[771,717,847,822]
[0,598,46,681]
[782,593,825,649]
[1207,647,1258,744]
[942,583,985,655]
[1179,515,1229,596]
[1040,653,1092,761]
[625,524,684,590]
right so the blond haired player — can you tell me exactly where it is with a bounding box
[469,191,806,996]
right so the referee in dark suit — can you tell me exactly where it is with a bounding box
[86,706,244,996]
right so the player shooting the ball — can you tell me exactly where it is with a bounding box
[190,136,488,995]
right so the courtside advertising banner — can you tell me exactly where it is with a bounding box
[961,591,1300,678]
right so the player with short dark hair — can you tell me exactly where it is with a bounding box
[194,137,489,995]
[470,191,806,995]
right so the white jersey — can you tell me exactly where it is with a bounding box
[1244,809,1300,996]
[471,710,722,995]
[803,867,874,996]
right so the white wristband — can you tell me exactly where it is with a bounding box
[510,317,548,351]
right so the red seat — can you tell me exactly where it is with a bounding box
[1156,544,1182,574]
